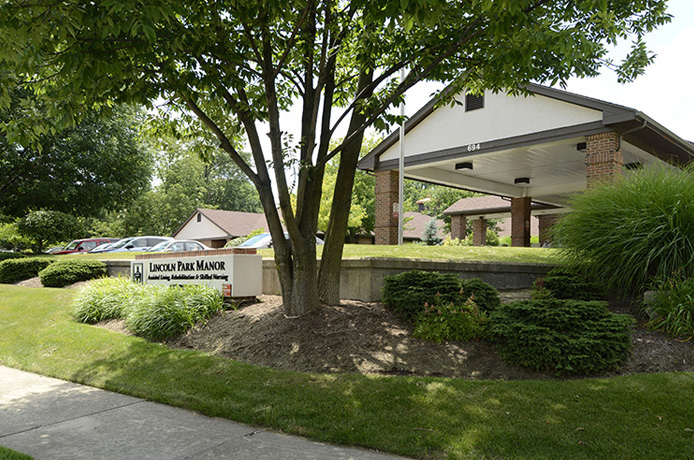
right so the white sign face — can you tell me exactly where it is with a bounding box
[131,253,262,298]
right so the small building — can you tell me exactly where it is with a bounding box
[443,195,550,246]
[358,84,694,246]
[173,208,268,248]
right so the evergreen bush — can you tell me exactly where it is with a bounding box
[0,257,54,284]
[531,267,605,301]
[413,294,488,343]
[0,252,25,263]
[382,270,461,322]
[489,299,633,375]
[39,260,107,287]
[461,278,501,313]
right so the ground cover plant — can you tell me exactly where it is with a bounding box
[644,277,694,340]
[490,299,633,375]
[554,165,694,295]
[531,267,606,301]
[0,257,53,284]
[38,260,107,287]
[1,284,693,459]
[71,278,224,341]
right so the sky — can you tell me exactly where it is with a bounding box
[401,0,694,142]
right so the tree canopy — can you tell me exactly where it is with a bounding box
[0,85,154,217]
[0,0,671,315]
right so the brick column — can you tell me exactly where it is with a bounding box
[537,214,558,246]
[472,217,487,246]
[511,197,531,247]
[374,170,399,245]
[450,215,467,241]
[585,132,623,188]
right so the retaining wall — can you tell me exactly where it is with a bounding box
[107,257,553,302]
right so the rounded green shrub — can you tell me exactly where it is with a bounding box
[0,252,25,263]
[124,284,223,341]
[0,257,54,284]
[382,270,462,322]
[489,299,633,375]
[71,276,147,323]
[39,260,107,287]
[553,164,694,295]
[532,267,605,301]
[413,295,488,343]
[460,278,501,312]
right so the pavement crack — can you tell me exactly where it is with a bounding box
[0,399,145,440]
[178,429,265,459]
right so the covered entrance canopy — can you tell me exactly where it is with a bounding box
[358,84,694,246]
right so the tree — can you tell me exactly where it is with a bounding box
[123,135,262,236]
[0,81,154,218]
[422,218,442,246]
[0,0,670,315]
[17,210,83,253]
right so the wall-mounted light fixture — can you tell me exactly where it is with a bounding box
[514,177,530,184]
[455,162,473,170]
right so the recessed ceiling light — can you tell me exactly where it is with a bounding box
[455,162,473,170]
[514,177,530,184]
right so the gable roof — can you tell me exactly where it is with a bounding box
[173,208,268,239]
[358,83,694,172]
[403,211,444,240]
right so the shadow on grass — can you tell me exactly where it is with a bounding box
[67,337,694,460]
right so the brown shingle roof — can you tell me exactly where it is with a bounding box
[443,196,558,216]
[197,209,269,237]
[403,212,445,240]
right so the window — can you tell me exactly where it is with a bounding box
[196,213,202,223]
[465,93,484,112]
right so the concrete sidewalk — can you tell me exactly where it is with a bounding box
[0,366,407,460]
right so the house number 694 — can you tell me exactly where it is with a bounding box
[466,143,481,152]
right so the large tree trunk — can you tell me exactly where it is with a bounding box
[318,71,373,304]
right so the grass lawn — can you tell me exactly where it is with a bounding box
[0,446,33,460]
[1,285,692,459]
[66,244,562,265]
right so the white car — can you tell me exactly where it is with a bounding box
[237,232,324,249]
[101,236,174,253]
[146,240,210,253]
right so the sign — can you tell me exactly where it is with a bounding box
[131,253,262,298]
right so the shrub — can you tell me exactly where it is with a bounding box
[644,278,694,339]
[413,294,488,343]
[489,299,633,375]
[124,284,224,341]
[461,278,501,313]
[382,270,462,322]
[0,251,25,262]
[71,276,147,323]
[0,257,54,284]
[531,267,605,301]
[39,260,107,287]
[553,164,694,295]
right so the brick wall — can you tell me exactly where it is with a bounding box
[374,170,399,245]
[450,215,467,240]
[537,214,558,246]
[585,132,623,187]
[472,218,487,246]
[511,197,531,247]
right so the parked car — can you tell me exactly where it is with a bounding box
[53,238,120,255]
[88,240,123,253]
[101,236,174,253]
[146,240,210,253]
[237,232,324,249]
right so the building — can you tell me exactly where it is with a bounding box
[359,84,694,246]
[173,208,268,248]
